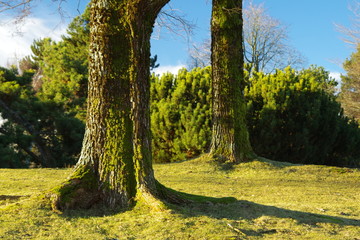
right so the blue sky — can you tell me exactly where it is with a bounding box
[0,0,356,79]
[151,0,355,77]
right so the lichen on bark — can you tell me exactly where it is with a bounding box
[50,0,190,212]
[209,0,255,163]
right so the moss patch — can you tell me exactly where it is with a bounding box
[50,167,100,211]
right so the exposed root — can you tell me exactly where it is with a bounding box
[49,167,101,211]
[49,166,236,213]
[50,178,101,211]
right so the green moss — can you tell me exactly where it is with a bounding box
[210,0,254,163]
[2,158,360,239]
[50,166,99,211]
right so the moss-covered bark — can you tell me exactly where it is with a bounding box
[210,0,255,163]
[51,0,173,211]
[52,0,137,210]
[129,1,189,206]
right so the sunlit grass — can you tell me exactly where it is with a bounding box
[0,156,359,239]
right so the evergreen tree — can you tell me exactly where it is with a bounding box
[245,66,360,167]
[151,65,360,167]
[151,68,212,162]
[0,67,84,168]
[30,9,90,121]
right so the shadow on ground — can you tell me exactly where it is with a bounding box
[183,198,360,226]
[0,195,29,206]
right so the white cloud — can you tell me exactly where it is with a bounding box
[152,64,186,76]
[0,18,66,67]
[329,71,343,92]
[329,72,342,82]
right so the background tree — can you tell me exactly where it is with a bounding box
[0,66,84,168]
[335,1,360,46]
[210,0,254,163]
[335,1,360,122]
[340,47,360,121]
[245,66,360,167]
[243,2,305,74]
[188,39,211,68]
[188,2,305,73]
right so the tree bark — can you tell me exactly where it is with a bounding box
[51,0,175,211]
[209,0,255,163]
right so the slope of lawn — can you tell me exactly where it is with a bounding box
[0,156,359,239]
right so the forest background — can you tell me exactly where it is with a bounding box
[1,1,360,169]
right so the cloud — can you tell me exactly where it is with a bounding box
[329,72,342,82]
[152,64,186,76]
[0,17,66,67]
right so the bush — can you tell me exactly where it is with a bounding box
[151,68,212,162]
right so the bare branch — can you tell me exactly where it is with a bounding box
[0,0,32,13]
[335,1,360,46]
[188,38,211,68]
[243,1,305,73]
[188,1,305,73]
[153,3,195,41]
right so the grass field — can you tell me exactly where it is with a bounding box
[0,156,359,239]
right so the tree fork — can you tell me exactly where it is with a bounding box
[50,0,193,212]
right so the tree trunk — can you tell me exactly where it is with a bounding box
[51,0,172,211]
[209,0,255,163]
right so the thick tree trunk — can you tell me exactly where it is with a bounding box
[209,0,255,163]
[129,1,188,205]
[130,3,159,195]
[51,0,175,211]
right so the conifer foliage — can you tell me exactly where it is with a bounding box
[0,67,84,168]
[245,66,360,167]
[151,68,212,162]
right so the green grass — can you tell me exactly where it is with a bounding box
[0,156,359,239]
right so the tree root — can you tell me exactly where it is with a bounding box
[49,167,102,211]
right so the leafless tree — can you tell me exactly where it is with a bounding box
[243,2,305,73]
[188,2,305,73]
[188,38,211,68]
[335,1,360,46]
[336,1,360,121]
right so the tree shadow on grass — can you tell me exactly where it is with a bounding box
[196,199,358,224]
[52,189,359,239]
[177,196,360,237]
[0,195,30,206]
[0,195,24,201]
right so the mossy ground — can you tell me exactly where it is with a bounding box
[0,156,359,239]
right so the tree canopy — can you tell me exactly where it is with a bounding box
[340,45,360,122]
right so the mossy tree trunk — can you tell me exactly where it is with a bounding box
[51,0,171,211]
[209,0,255,163]
[129,0,175,204]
